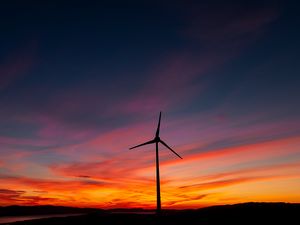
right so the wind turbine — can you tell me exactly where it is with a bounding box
[129,112,182,214]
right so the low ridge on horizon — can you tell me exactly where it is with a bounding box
[1,202,299,225]
[1,201,298,211]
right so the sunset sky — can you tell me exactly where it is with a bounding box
[0,1,300,209]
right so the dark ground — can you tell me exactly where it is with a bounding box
[0,205,101,217]
[1,203,299,225]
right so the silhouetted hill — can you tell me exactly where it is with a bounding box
[2,202,300,225]
[0,205,102,216]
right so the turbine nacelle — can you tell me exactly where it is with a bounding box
[154,136,160,142]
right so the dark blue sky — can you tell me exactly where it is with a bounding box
[0,0,299,143]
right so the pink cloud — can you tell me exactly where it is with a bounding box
[35,115,95,141]
[45,110,300,180]
[160,135,300,173]
[116,52,227,115]
[0,135,52,147]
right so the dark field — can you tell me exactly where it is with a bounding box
[1,203,299,225]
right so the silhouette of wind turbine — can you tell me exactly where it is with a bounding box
[129,112,182,214]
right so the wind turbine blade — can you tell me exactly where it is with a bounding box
[159,140,182,159]
[129,139,156,150]
[155,111,162,137]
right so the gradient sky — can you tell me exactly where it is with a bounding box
[0,0,300,209]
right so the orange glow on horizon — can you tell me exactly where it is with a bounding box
[1,134,300,209]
